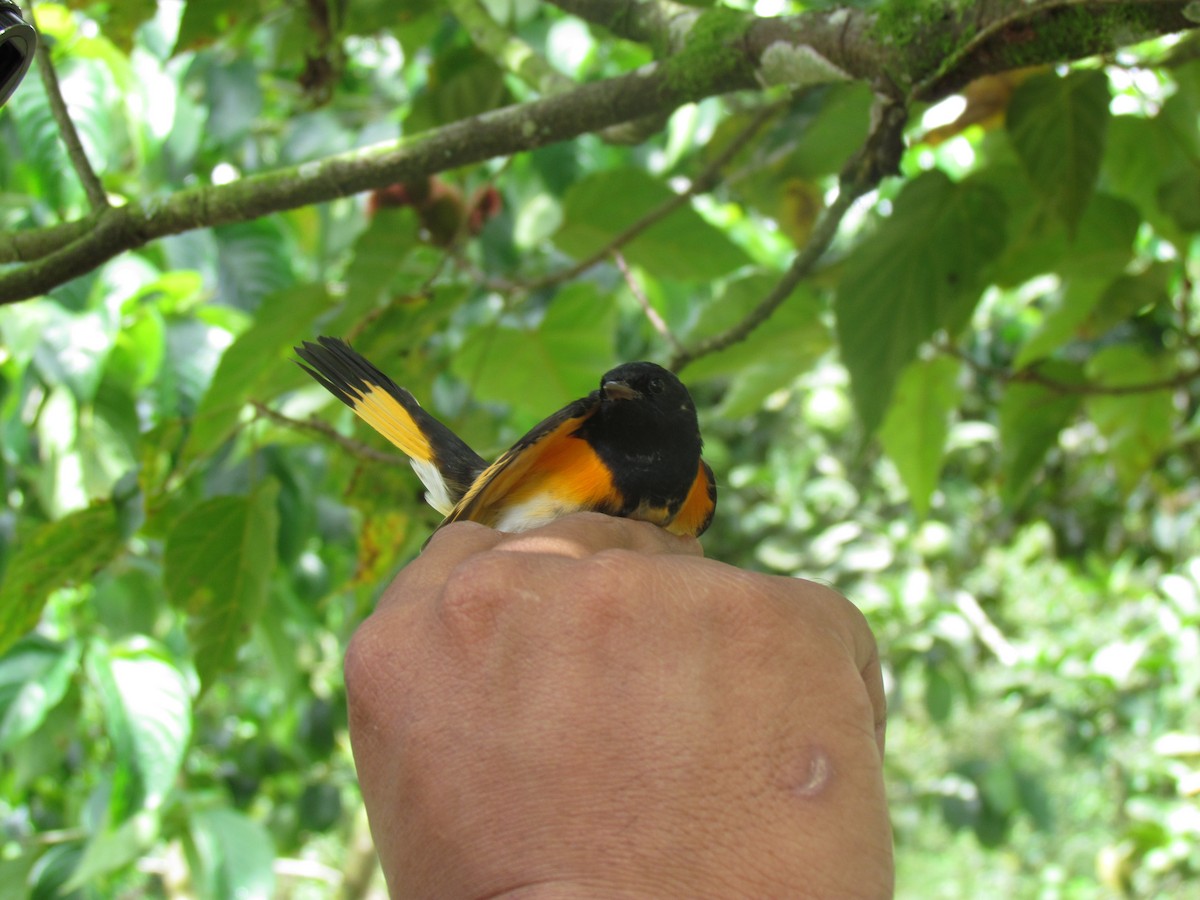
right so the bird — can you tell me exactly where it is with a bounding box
[294,336,716,537]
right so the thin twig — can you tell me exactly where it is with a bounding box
[523,99,785,293]
[671,97,909,372]
[613,250,685,354]
[942,341,1200,396]
[252,402,409,465]
[30,1,108,211]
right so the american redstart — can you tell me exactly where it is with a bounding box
[295,337,716,537]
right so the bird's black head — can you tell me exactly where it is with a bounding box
[586,361,703,505]
[599,361,694,418]
[593,361,701,459]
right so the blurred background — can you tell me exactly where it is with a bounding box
[0,0,1197,896]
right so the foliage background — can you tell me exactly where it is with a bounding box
[1,0,1198,896]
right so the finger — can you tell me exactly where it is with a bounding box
[824,588,887,759]
[377,520,504,612]
[491,512,704,559]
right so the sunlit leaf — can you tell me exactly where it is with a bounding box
[0,853,38,900]
[88,639,191,819]
[183,285,331,466]
[0,637,80,751]
[59,811,156,893]
[879,356,961,517]
[163,482,280,685]
[554,168,752,282]
[453,283,616,427]
[835,170,1006,433]
[187,808,275,900]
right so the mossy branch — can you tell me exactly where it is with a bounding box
[1,0,1195,304]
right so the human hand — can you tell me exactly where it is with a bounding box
[346,513,892,898]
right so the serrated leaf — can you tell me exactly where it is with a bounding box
[999,362,1084,502]
[0,505,124,657]
[183,285,330,465]
[453,283,615,427]
[1007,70,1110,235]
[1085,347,1175,492]
[554,168,752,282]
[88,639,191,818]
[879,357,961,517]
[835,170,1006,434]
[0,637,80,751]
[164,483,280,684]
[187,808,276,900]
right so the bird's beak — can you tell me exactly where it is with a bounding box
[602,380,640,401]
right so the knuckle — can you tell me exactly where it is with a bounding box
[436,550,528,642]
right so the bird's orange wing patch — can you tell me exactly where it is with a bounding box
[442,407,619,531]
[666,459,716,537]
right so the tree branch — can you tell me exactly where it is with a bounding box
[30,0,108,211]
[252,402,409,465]
[614,250,684,355]
[942,341,1200,396]
[1,1,1195,303]
[549,0,704,49]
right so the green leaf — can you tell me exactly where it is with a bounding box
[187,808,276,900]
[0,853,38,900]
[554,168,752,282]
[183,285,330,465]
[1085,347,1175,492]
[0,505,124,657]
[0,637,80,751]
[1156,169,1200,233]
[88,639,191,818]
[164,482,280,684]
[1014,277,1108,369]
[406,48,513,134]
[59,811,156,893]
[1007,70,1110,235]
[1056,194,1140,283]
[213,220,297,312]
[835,170,1006,433]
[340,208,422,314]
[453,283,616,428]
[924,664,954,723]
[999,362,1084,503]
[174,1,266,53]
[878,356,961,517]
[101,0,158,51]
[685,274,831,416]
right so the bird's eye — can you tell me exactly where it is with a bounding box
[647,377,665,394]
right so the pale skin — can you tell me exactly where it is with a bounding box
[345,512,893,898]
